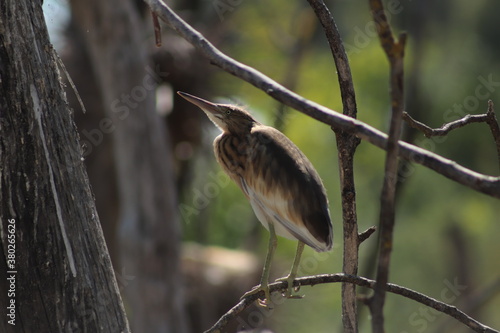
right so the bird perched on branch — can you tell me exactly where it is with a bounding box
[178,91,333,307]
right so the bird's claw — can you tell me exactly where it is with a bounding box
[241,284,273,308]
[276,276,304,299]
[282,289,304,299]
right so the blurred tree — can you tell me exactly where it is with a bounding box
[68,0,188,331]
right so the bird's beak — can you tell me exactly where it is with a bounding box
[177,91,221,117]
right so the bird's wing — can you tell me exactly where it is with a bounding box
[240,176,330,252]
[239,126,333,252]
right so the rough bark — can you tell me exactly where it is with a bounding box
[305,2,362,332]
[63,21,121,267]
[0,1,130,332]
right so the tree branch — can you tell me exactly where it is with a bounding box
[305,1,360,332]
[486,100,500,171]
[403,112,490,137]
[203,274,499,333]
[486,99,500,171]
[145,0,500,198]
[367,0,406,331]
[404,100,500,172]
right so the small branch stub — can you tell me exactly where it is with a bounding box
[358,226,377,244]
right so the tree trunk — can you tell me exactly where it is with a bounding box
[0,1,130,332]
[69,0,188,332]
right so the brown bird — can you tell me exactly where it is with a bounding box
[178,91,333,306]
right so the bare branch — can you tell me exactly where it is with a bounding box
[306,1,360,332]
[151,11,162,47]
[403,111,489,137]
[145,0,500,198]
[203,274,499,333]
[486,100,500,170]
[404,100,500,172]
[306,0,357,118]
[203,297,255,333]
[367,0,406,331]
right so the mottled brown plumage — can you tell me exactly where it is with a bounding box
[178,91,333,305]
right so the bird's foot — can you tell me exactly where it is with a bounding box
[275,275,304,299]
[241,283,273,308]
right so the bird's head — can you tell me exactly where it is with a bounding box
[178,91,258,134]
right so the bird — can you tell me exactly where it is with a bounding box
[178,91,333,307]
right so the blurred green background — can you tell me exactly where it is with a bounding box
[180,0,500,332]
[45,0,500,331]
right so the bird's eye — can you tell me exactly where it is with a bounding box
[226,109,232,115]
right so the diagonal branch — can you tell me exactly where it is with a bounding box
[144,0,500,199]
[306,1,360,332]
[367,0,406,331]
[203,274,499,333]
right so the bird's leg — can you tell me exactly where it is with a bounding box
[242,222,277,307]
[276,241,305,299]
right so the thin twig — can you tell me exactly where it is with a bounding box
[203,274,499,333]
[144,1,500,199]
[403,111,489,137]
[151,11,162,47]
[367,0,406,331]
[306,1,360,332]
[306,0,357,118]
[404,100,500,172]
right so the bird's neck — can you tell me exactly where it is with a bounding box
[225,123,256,137]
